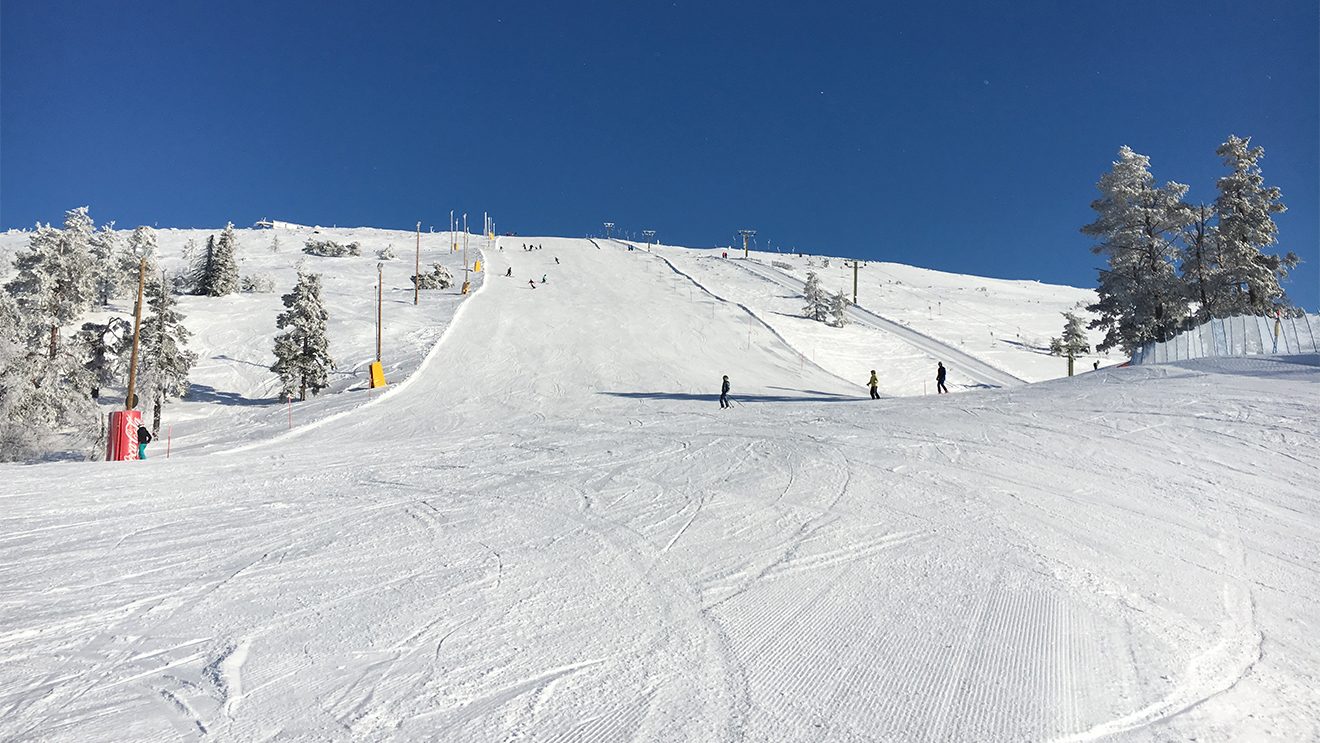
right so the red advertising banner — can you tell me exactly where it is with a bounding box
[106,409,142,461]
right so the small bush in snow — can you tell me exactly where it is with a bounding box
[302,239,361,257]
[241,273,276,293]
[411,263,453,290]
[377,245,396,260]
[168,267,194,295]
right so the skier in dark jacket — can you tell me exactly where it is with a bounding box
[505,267,512,277]
[936,362,948,394]
[528,279,537,289]
[720,375,731,408]
[137,425,152,460]
[867,370,880,399]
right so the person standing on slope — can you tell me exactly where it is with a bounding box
[720,375,731,409]
[936,362,948,394]
[528,279,537,289]
[505,267,512,277]
[867,370,880,399]
[137,425,152,460]
[541,274,547,284]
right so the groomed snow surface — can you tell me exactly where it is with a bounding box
[3,234,1318,741]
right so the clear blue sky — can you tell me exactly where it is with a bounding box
[3,0,1317,308]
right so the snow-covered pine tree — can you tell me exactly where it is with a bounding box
[5,208,98,359]
[802,271,829,322]
[137,274,198,434]
[1049,311,1092,374]
[76,317,131,399]
[115,225,161,307]
[0,291,31,459]
[1212,135,1298,315]
[62,207,97,287]
[191,235,218,295]
[89,221,123,306]
[0,288,98,461]
[829,289,849,327]
[1178,203,1221,322]
[1082,146,1191,354]
[128,225,157,263]
[272,271,334,401]
[208,223,241,296]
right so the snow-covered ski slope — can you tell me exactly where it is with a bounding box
[4,236,1320,741]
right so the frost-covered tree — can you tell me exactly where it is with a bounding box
[211,223,241,295]
[193,225,240,296]
[138,275,198,434]
[272,271,334,401]
[0,290,98,462]
[1082,147,1191,354]
[1050,312,1092,374]
[115,225,161,306]
[77,317,131,399]
[1212,135,1297,315]
[5,208,98,358]
[190,235,217,295]
[1178,203,1222,321]
[128,225,157,262]
[90,221,124,306]
[829,289,849,327]
[802,271,829,322]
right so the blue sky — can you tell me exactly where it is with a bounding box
[3,0,1317,308]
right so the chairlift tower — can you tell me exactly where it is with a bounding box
[738,229,756,259]
[843,259,865,305]
[642,230,656,252]
[603,222,615,240]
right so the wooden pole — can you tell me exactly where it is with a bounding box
[124,257,146,409]
[414,221,421,305]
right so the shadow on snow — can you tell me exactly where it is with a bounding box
[601,387,862,404]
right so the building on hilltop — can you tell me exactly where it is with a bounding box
[254,218,309,230]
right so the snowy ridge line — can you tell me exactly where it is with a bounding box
[734,258,1026,387]
[644,249,861,393]
[221,245,491,455]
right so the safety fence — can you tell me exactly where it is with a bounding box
[1131,313,1320,365]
